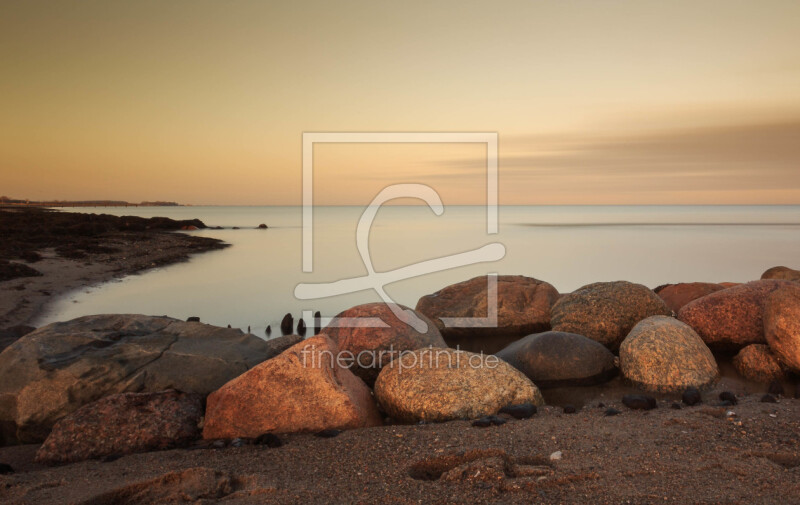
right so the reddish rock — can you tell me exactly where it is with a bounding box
[761,266,800,283]
[764,283,800,372]
[415,275,560,354]
[374,348,543,423]
[202,335,382,439]
[551,281,671,350]
[718,282,741,289]
[655,283,726,313]
[35,390,203,464]
[732,344,786,383]
[322,303,446,386]
[678,280,793,351]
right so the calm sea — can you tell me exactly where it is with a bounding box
[35,205,800,338]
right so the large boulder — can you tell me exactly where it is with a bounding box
[654,283,726,314]
[495,331,617,388]
[764,283,800,372]
[732,344,786,383]
[678,280,792,351]
[322,303,446,386]
[0,314,288,444]
[202,335,382,439]
[761,266,800,283]
[619,316,718,393]
[374,348,543,423]
[550,281,671,350]
[35,390,203,464]
[415,275,560,354]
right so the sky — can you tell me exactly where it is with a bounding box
[1,0,799,205]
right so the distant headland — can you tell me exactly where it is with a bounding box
[0,196,182,208]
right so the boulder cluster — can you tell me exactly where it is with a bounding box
[1,267,799,464]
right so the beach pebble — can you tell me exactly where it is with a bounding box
[605,408,622,416]
[499,403,537,419]
[315,429,342,438]
[563,405,577,414]
[622,394,657,410]
[670,403,682,410]
[682,387,702,406]
[254,433,283,448]
[472,417,493,428]
[719,392,737,405]
[187,316,200,322]
[549,451,562,461]
[760,394,778,403]
[230,438,244,447]
[0,463,13,475]
[488,415,507,426]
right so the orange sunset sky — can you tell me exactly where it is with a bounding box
[1,0,799,205]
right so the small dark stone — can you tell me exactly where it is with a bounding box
[227,324,231,328]
[670,402,682,410]
[768,381,785,396]
[314,311,322,335]
[230,438,244,447]
[315,429,342,438]
[563,405,577,414]
[247,326,251,334]
[0,463,14,474]
[280,313,293,336]
[760,394,778,403]
[211,440,226,449]
[266,325,272,336]
[622,394,657,411]
[604,408,622,416]
[718,400,734,407]
[719,391,737,405]
[499,403,537,419]
[297,319,307,337]
[472,417,493,428]
[187,316,200,323]
[258,223,268,229]
[597,402,605,408]
[254,433,283,448]
[487,415,507,426]
[682,387,702,406]
[233,226,240,230]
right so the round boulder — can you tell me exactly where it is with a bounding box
[322,303,446,386]
[0,314,289,444]
[619,316,719,393]
[495,331,617,388]
[415,275,560,354]
[203,335,383,439]
[654,282,726,314]
[761,266,800,283]
[732,344,786,383]
[374,348,543,423]
[678,280,792,351]
[551,281,671,350]
[764,283,800,372]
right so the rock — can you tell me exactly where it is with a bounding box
[35,390,203,464]
[230,437,244,447]
[315,429,342,438]
[760,394,777,403]
[257,223,268,229]
[0,325,35,353]
[732,344,786,383]
[186,316,200,322]
[678,280,792,351]
[671,403,682,410]
[764,283,800,372]
[622,394,657,410]
[604,408,621,416]
[265,325,271,336]
[180,225,198,231]
[202,335,382,439]
[0,314,280,444]
[254,433,283,447]
[719,391,737,405]
[682,387,702,406]
[563,405,577,414]
[551,281,671,350]
[415,275,560,354]
[654,283,726,313]
[619,316,719,393]
[280,313,293,335]
[314,311,322,335]
[297,318,307,337]
[322,303,446,386]
[549,451,562,461]
[495,331,617,388]
[471,417,493,428]
[0,463,12,474]
[374,348,544,424]
[761,266,800,282]
[768,381,785,396]
[499,403,537,419]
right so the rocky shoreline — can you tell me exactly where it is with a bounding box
[1,265,799,503]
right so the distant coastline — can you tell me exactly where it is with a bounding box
[0,196,183,208]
